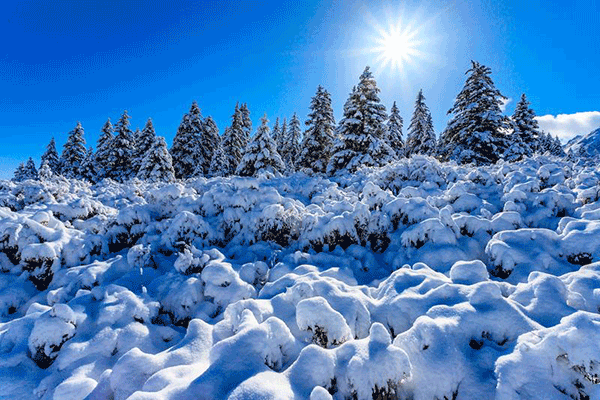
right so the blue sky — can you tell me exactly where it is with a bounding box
[1,0,599,178]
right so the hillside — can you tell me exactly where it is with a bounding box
[1,155,600,399]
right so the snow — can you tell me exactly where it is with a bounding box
[1,155,599,399]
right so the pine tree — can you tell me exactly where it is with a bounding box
[13,163,26,182]
[105,110,134,182]
[550,135,566,157]
[439,61,509,165]
[79,147,97,182]
[240,102,252,144]
[41,137,60,174]
[281,113,302,171]
[197,115,220,176]
[131,118,157,174]
[208,140,229,177]
[24,157,39,180]
[537,132,553,154]
[60,121,87,178]
[327,67,394,174]
[298,85,336,173]
[95,119,114,180]
[511,94,541,156]
[171,102,207,179]
[272,118,282,150]
[137,136,176,182]
[221,104,248,175]
[387,101,404,157]
[504,122,529,162]
[236,114,285,177]
[405,90,436,157]
[39,160,53,180]
[279,118,288,151]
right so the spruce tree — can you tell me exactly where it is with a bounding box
[208,140,229,178]
[240,102,252,145]
[387,101,404,157]
[550,135,566,157]
[272,117,281,150]
[24,157,39,180]
[106,111,134,182]
[13,163,26,182]
[39,160,53,180]
[236,114,285,177]
[281,113,302,171]
[279,118,288,151]
[137,136,176,182]
[95,119,114,180]
[171,102,208,179]
[60,121,87,178]
[41,137,60,174]
[198,115,220,176]
[131,118,157,174]
[504,123,529,162]
[79,147,97,182]
[405,90,436,157]
[511,94,541,156]
[327,67,394,174]
[221,104,247,175]
[439,61,509,165]
[298,85,336,173]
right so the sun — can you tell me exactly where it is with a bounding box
[373,25,420,72]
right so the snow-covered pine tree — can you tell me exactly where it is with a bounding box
[79,147,97,182]
[298,85,336,173]
[272,117,282,150]
[12,163,26,182]
[131,118,157,174]
[41,137,60,174]
[387,101,404,157]
[240,102,252,144]
[281,113,302,171]
[405,90,437,157]
[439,61,509,165]
[549,135,566,157]
[196,115,220,176]
[327,67,394,175]
[137,136,176,182]
[38,160,53,180]
[60,121,87,178]
[537,132,553,154]
[236,114,285,177]
[171,101,210,179]
[94,119,114,180]
[208,140,229,177]
[221,104,247,175]
[24,157,39,180]
[511,93,541,156]
[105,110,134,182]
[504,122,529,162]
[278,118,288,151]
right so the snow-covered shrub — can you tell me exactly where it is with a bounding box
[495,311,600,400]
[296,296,352,347]
[28,304,78,368]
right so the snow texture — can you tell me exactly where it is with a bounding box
[1,155,599,399]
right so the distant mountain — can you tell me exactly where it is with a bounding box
[565,127,600,157]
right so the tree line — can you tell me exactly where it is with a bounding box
[13,61,567,183]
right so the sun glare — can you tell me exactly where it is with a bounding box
[373,25,420,72]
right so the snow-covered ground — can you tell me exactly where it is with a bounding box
[1,155,599,399]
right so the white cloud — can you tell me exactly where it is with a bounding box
[499,97,512,113]
[535,111,600,141]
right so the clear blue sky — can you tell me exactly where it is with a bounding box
[1,0,599,178]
